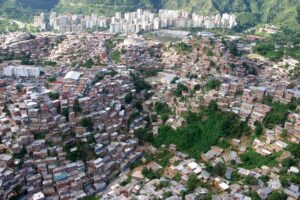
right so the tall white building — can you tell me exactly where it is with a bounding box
[33,12,46,31]
[115,12,122,20]
[154,18,161,30]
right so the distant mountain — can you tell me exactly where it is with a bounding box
[0,0,299,29]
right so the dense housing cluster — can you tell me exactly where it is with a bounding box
[0,8,300,200]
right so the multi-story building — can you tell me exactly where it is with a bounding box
[3,66,40,78]
[34,9,237,34]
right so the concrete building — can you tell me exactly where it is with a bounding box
[3,66,40,78]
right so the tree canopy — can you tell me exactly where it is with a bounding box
[152,101,249,158]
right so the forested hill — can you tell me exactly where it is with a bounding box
[158,0,300,30]
[0,0,299,30]
[0,0,59,21]
[54,0,153,16]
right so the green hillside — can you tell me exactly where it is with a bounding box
[54,0,153,16]
[158,0,300,29]
[0,0,58,21]
[0,0,299,29]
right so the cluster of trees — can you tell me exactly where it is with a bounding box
[49,91,59,100]
[205,79,221,91]
[61,108,69,122]
[55,0,150,17]
[152,101,249,158]
[120,176,132,186]
[3,53,35,65]
[280,172,300,187]
[155,180,171,190]
[278,157,299,187]
[63,140,94,163]
[79,117,93,130]
[73,99,82,113]
[173,83,188,97]
[82,195,100,200]
[91,73,104,85]
[253,42,284,61]
[134,128,153,145]
[204,47,213,57]
[131,73,151,92]
[267,192,287,200]
[243,176,258,185]
[221,39,240,56]
[0,0,35,22]
[240,148,279,169]
[154,101,172,122]
[2,104,11,116]
[210,162,226,177]
[43,60,57,66]
[170,76,179,84]
[287,47,300,61]
[91,69,118,85]
[125,92,133,104]
[173,42,193,54]
[18,0,58,10]
[254,121,263,136]
[139,69,161,77]
[110,50,121,63]
[21,58,34,65]
[154,102,171,114]
[291,65,300,78]
[242,62,257,76]
[82,59,94,68]
[253,28,300,62]
[104,39,115,51]
[47,77,56,82]
[263,100,298,129]
[0,19,19,33]
[193,84,200,92]
[288,143,300,159]
[34,132,45,140]
[142,167,160,180]
[186,173,198,192]
[235,12,261,31]
[186,73,198,80]
[16,84,23,93]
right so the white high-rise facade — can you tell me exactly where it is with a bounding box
[3,66,40,78]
